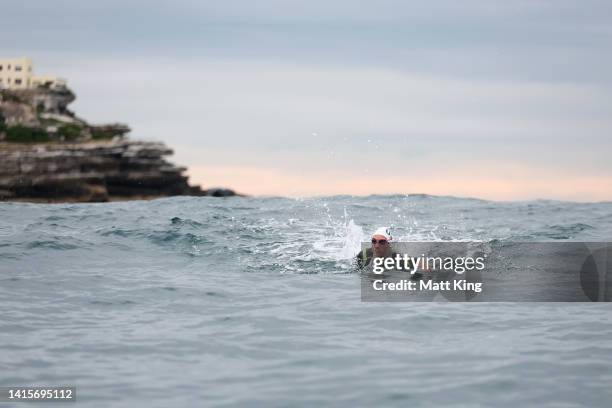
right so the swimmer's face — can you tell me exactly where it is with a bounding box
[371,234,390,257]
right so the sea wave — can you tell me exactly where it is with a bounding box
[2,195,612,406]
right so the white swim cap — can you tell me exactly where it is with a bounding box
[372,227,392,241]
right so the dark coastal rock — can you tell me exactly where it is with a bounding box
[203,188,238,197]
[0,140,237,202]
[0,86,240,202]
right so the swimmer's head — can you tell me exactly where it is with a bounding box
[371,227,392,257]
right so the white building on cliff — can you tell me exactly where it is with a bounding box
[0,57,66,90]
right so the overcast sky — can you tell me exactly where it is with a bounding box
[4,0,612,200]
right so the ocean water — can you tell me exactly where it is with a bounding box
[1,195,612,407]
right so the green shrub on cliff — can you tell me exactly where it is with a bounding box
[6,125,50,143]
[57,123,83,141]
[0,112,6,132]
[91,129,116,140]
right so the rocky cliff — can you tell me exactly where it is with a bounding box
[0,85,236,202]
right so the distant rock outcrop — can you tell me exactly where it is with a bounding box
[0,86,238,202]
[1,86,132,143]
